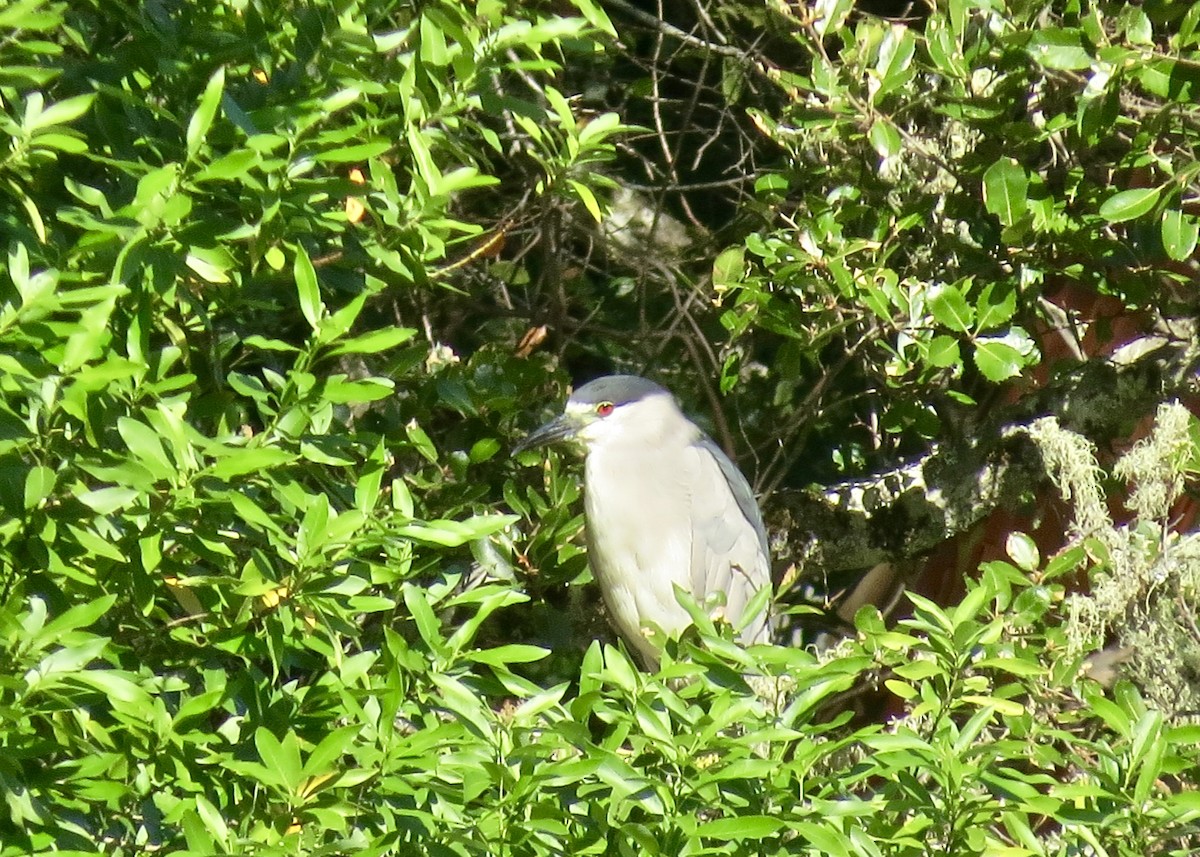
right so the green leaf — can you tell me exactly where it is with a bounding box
[187,66,226,160]
[397,514,518,548]
[185,246,235,284]
[254,728,304,794]
[321,86,363,114]
[323,377,395,404]
[466,644,550,665]
[182,808,214,852]
[61,291,122,372]
[974,339,1025,382]
[0,0,64,29]
[1099,187,1160,222]
[566,0,617,37]
[431,166,500,196]
[193,795,230,850]
[868,119,901,158]
[194,148,259,182]
[1137,59,1200,103]
[118,417,174,480]
[813,0,852,38]
[36,594,117,644]
[928,283,975,332]
[419,12,450,66]
[568,179,603,222]
[952,581,990,625]
[469,438,501,463]
[407,125,441,187]
[1161,209,1199,261]
[1027,28,1093,70]
[1006,532,1040,572]
[925,335,961,368]
[31,131,88,153]
[974,282,1018,331]
[1130,709,1164,767]
[894,659,941,680]
[243,335,299,352]
[326,326,417,356]
[30,637,108,682]
[695,815,785,840]
[76,668,153,709]
[863,731,933,755]
[355,455,385,515]
[754,173,788,194]
[294,244,323,330]
[406,421,439,463]
[315,140,392,163]
[874,25,916,99]
[983,158,1028,227]
[226,491,284,534]
[402,583,447,654]
[1166,789,1200,815]
[974,656,1045,677]
[78,486,140,514]
[319,291,368,344]
[301,439,356,466]
[713,246,744,290]
[1124,9,1153,45]
[792,821,851,857]
[302,725,361,778]
[961,695,1025,716]
[1087,692,1131,737]
[925,14,964,76]
[23,465,55,510]
[227,371,271,404]
[208,446,295,479]
[27,93,95,132]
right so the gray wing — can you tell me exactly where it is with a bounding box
[686,435,774,644]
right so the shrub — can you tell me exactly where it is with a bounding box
[2,0,1198,854]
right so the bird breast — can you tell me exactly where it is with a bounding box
[583,443,699,660]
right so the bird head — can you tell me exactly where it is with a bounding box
[513,375,680,455]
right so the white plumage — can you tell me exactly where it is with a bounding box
[516,376,773,667]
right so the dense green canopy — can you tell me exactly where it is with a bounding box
[1,0,1198,853]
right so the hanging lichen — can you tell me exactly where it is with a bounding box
[1031,403,1200,721]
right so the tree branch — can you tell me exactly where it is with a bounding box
[772,341,1195,583]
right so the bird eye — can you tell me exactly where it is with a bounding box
[596,401,615,417]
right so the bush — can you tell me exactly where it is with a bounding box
[1,0,1198,854]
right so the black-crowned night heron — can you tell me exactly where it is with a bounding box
[515,375,774,666]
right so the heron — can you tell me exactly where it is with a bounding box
[515,375,773,667]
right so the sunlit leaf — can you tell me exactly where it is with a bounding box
[186,66,225,160]
[928,283,975,332]
[983,158,1028,227]
[294,244,322,330]
[1099,187,1160,222]
[1161,209,1199,261]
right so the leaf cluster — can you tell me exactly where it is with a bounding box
[1,0,1199,853]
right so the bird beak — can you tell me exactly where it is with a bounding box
[512,413,580,455]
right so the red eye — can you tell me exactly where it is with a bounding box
[596,402,615,417]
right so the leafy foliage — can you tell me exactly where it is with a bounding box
[586,0,1200,486]
[1,0,1198,854]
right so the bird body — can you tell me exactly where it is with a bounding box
[515,376,773,667]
